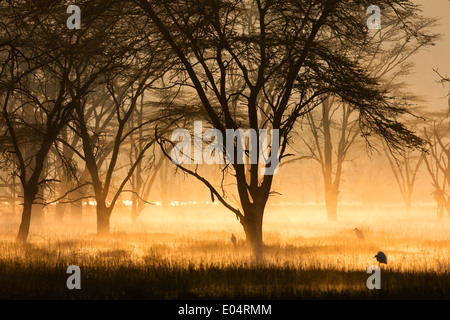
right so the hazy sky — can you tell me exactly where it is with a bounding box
[408,0,450,111]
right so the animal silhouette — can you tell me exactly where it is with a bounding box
[374,251,387,264]
[231,233,237,246]
[354,228,365,240]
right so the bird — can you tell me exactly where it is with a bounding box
[354,228,365,240]
[231,233,237,246]
[374,251,387,265]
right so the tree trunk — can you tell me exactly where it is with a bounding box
[31,201,45,224]
[131,193,139,222]
[434,189,446,218]
[325,189,338,221]
[131,197,147,222]
[241,205,264,259]
[321,98,338,222]
[160,160,170,208]
[96,201,111,235]
[55,161,69,222]
[71,168,89,223]
[438,203,445,218]
[16,188,37,243]
[17,201,32,243]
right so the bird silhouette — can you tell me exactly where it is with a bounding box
[354,228,365,240]
[231,233,237,246]
[374,251,387,265]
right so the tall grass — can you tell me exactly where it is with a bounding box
[1,204,450,299]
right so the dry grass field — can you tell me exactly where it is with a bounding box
[1,203,450,299]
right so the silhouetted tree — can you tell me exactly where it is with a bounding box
[127,95,168,221]
[382,138,423,215]
[304,98,359,221]
[51,127,83,222]
[302,11,436,221]
[129,146,165,221]
[423,112,450,218]
[69,13,179,234]
[0,0,124,242]
[137,0,436,257]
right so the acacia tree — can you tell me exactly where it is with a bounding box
[303,98,359,221]
[0,0,128,242]
[302,11,436,221]
[67,13,181,234]
[51,125,85,222]
[382,139,423,215]
[1,3,62,242]
[128,145,165,221]
[423,113,450,217]
[421,68,450,217]
[71,69,168,234]
[127,93,169,221]
[137,0,436,257]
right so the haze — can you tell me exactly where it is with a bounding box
[1,0,450,300]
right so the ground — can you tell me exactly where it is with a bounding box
[0,203,449,299]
